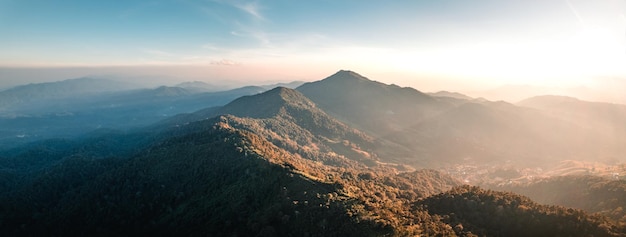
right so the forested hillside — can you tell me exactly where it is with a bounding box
[419,185,625,236]
[0,71,625,236]
[492,175,626,226]
[4,114,620,236]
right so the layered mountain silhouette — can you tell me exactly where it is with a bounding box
[0,84,467,236]
[0,70,625,236]
[492,175,626,225]
[297,71,626,167]
[298,70,449,135]
[171,87,380,166]
[429,90,473,100]
[519,95,626,136]
[0,83,265,149]
[0,77,139,109]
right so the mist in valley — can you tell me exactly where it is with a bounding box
[2,0,626,236]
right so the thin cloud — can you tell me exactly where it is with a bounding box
[142,49,176,57]
[234,1,265,21]
[231,26,271,47]
[211,59,242,66]
[206,0,266,21]
[202,43,222,51]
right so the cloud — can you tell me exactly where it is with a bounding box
[202,43,222,51]
[211,59,242,66]
[234,1,265,20]
[142,49,176,57]
[205,0,266,21]
[231,28,271,46]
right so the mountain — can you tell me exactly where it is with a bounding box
[297,70,451,137]
[418,185,624,236]
[403,95,626,169]
[518,95,626,131]
[1,70,625,236]
[1,123,619,236]
[169,87,381,167]
[428,90,473,100]
[404,101,580,165]
[468,84,561,103]
[259,81,306,90]
[174,80,305,93]
[2,94,617,236]
[491,175,626,225]
[517,95,626,161]
[297,71,626,168]
[219,86,311,118]
[0,85,266,149]
[0,118,389,236]
[0,90,465,236]
[0,77,140,109]
[139,86,193,97]
[175,80,216,92]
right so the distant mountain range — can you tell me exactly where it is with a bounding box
[174,80,304,93]
[0,70,624,236]
[0,77,140,109]
[428,90,474,100]
[3,71,626,166]
[0,78,303,149]
[469,83,626,104]
[296,71,626,168]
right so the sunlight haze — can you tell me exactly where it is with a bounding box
[1,0,625,101]
[2,1,626,235]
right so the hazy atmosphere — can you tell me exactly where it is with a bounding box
[2,1,626,236]
[2,0,626,101]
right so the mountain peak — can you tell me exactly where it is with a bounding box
[323,70,369,83]
[265,86,294,94]
[151,86,192,97]
[259,86,309,103]
[219,87,316,119]
[297,71,445,136]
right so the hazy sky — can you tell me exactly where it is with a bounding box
[1,0,625,92]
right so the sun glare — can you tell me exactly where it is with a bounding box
[567,27,626,72]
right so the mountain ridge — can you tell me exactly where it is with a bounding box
[0,70,625,235]
[297,70,447,136]
[218,86,316,119]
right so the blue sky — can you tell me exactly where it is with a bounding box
[1,0,625,92]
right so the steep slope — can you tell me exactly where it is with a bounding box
[0,118,386,236]
[200,87,380,166]
[0,115,464,236]
[297,70,451,135]
[1,82,623,236]
[297,71,626,167]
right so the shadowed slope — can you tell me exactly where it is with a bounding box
[297,70,451,135]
